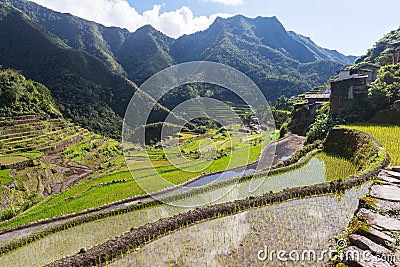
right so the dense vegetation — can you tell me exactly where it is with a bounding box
[0,68,60,118]
[356,27,400,65]
[369,64,400,114]
[5,0,352,103]
[278,25,400,145]
[0,1,171,138]
[333,64,400,124]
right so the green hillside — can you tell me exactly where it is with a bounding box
[4,0,354,102]
[0,70,127,219]
[0,2,172,138]
[356,27,400,65]
[0,68,60,118]
[5,0,127,76]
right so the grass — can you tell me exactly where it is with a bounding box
[0,144,261,229]
[315,152,359,182]
[345,124,400,166]
[0,155,354,265]
[0,169,13,185]
[0,156,29,166]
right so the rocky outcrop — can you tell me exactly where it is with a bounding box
[340,167,400,267]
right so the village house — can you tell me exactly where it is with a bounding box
[330,63,380,112]
[303,93,330,115]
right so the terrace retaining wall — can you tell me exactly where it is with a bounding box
[0,158,34,170]
[40,135,83,154]
[0,136,317,238]
[45,128,390,267]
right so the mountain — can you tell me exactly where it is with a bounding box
[0,2,170,138]
[288,31,356,65]
[355,27,400,65]
[4,0,174,86]
[4,0,355,101]
[0,0,361,141]
[173,16,323,64]
[171,15,350,99]
[116,25,175,86]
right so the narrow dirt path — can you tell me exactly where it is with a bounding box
[252,133,306,170]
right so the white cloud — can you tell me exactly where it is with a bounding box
[201,0,244,6]
[29,0,232,38]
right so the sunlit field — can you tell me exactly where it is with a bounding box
[346,125,400,166]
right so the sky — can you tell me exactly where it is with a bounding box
[29,0,400,56]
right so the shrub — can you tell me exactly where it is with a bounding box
[0,207,17,221]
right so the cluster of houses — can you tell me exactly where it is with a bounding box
[299,41,400,114]
[329,62,381,112]
[300,62,380,114]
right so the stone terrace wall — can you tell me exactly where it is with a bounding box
[46,128,390,267]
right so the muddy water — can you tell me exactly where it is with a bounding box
[1,157,343,266]
[108,183,370,267]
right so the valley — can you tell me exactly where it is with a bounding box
[0,1,399,267]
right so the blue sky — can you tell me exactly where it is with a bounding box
[30,0,400,56]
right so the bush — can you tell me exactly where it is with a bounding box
[0,207,17,221]
[306,112,343,144]
[279,122,288,137]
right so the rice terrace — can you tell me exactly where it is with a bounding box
[0,0,400,266]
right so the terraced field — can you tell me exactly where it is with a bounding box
[43,127,385,267]
[108,185,370,267]
[0,115,127,224]
[0,117,389,267]
[0,116,82,154]
[0,154,360,267]
[0,115,275,229]
[345,125,400,166]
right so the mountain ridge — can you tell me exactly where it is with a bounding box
[4,0,355,83]
[0,1,171,138]
[287,31,357,65]
[0,0,359,137]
